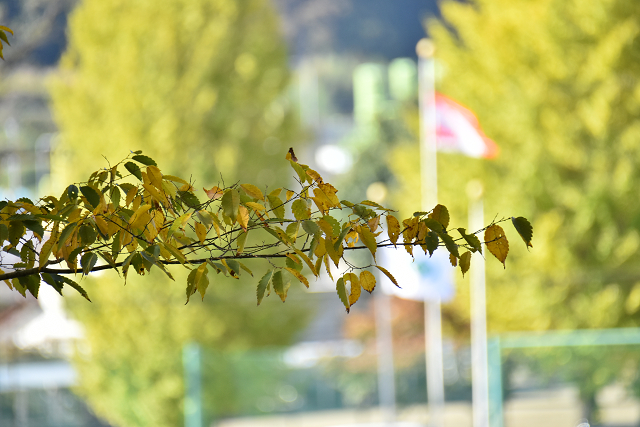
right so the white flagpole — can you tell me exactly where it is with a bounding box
[468,181,489,427]
[417,38,445,427]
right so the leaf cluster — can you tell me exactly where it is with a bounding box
[0,151,532,310]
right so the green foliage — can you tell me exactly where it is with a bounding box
[49,0,297,186]
[426,0,640,330]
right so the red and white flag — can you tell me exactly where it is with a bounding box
[434,93,498,159]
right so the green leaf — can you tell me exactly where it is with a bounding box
[511,216,533,249]
[423,218,444,234]
[18,274,40,299]
[0,223,8,244]
[110,186,121,207]
[8,221,25,247]
[257,270,274,305]
[267,195,285,219]
[78,224,97,246]
[291,199,310,220]
[80,186,101,209]
[67,185,79,200]
[336,277,350,313]
[124,162,143,181]
[458,228,483,254]
[290,160,309,183]
[286,255,303,272]
[222,189,240,219]
[440,232,459,258]
[302,220,320,236]
[60,275,91,302]
[424,231,439,256]
[80,252,98,276]
[132,154,157,166]
[22,220,45,239]
[41,273,64,296]
[178,190,201,209]
[272,270,290,302]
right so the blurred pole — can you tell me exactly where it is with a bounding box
[487,338,504,427]
[417,38,445,427]
[375,288,397,425]
[183,342,202,427]
[468,181,489,427]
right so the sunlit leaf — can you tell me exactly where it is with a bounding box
[485,224,509,268]
[240,183,264,201]
[386,214,400,247]
[460,251,471,277]
[376,265,399,288]
[428,204,450,229]
[360,270,376,293]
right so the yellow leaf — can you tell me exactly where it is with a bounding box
[357,225,377,260]
[94,216,109,236]
[237,205,249,231]
[240,183,265,201]
[314,237,326,258]
[142,182,168,206]
[360,270,376,293]
[386,214,400,247]
[163,175,190,185]
[306,168,323,183]
[195,221,207,244]
[345,272,361,307]
[317,182,340,207]
[285,267,309,288]
[39,238,55,268]
[485,224,509,268]
[286,190,295,201]
[245,202,266,212]
[428,204,450,229]
[460,251,471,277]
[323,254,334,281]
[293,247,318,277]
[129,204,152,230]
[449,253,457,267]
[376,265,399,288]
[286,253,301,265]
[147,166,163,190]
[125,186,138,207]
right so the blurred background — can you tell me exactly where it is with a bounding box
[2,0,640,426]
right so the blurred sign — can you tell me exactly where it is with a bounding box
[378,247,455,302]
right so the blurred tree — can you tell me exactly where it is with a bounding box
[50,0,298,187]
[388,0,640,420]
[48,1,304,426]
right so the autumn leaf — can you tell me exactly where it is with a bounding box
[272,270,290,302]
[236,205,249,231]
[345,273,361,307]
[386,214,400,247]
[485,224,509,268]
[376,265,399,288]
[203,186,223,200]
[360,270,376,293]
[240,183,264,201]
[358,225,377,260]
[428,204,450,229]
[460,251,471,277]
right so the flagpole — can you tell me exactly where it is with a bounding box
[417,38,445,427]
[468,181,489,427]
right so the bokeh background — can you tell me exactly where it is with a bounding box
[2,0,640,426]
